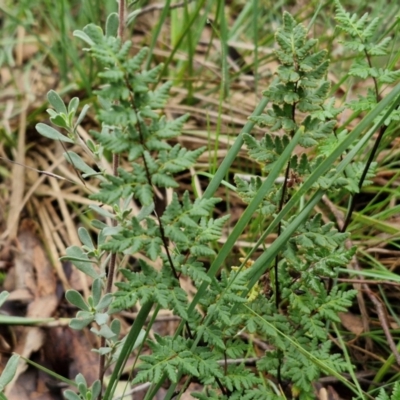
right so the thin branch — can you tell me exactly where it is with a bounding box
[366,288,400,366]
[341,125,387,231]
[0,156,76,183]
[341,49,386,232]
[323,277,400,287]
[273,161,291,309]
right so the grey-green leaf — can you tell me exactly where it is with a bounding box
[94,313,109,326]
[47,90,67,114]
[94,324,115,339]
[91,380,101,399]
[92,278,102,307]
[69,315,94,330]
[110,319,121,336]
[95,293,113,311]
[64,151,97,176]
[106,13,119,37]
[73,29,95,46]
[0,291,9,308]
[68,97,79,114]
[75,373,86,387]
[75,104,91,127]
[64,390,82,400]
[66,290,89,311]
[36,123,74,143]
[89,205,115,219]
[78,227,95,251]
[63,246,99,279]
[50,115,69,129]
[0,354,19,389]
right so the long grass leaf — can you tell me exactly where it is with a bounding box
[103,302,152,400]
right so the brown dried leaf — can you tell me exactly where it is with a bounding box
[5,219,59,396]
[5,328,45,397]
[13,220,38,296]
[69,330,98,387]
[327,385,343,400]
[27,295,58,318]
[5,102,28,239]
[339,312,364,335]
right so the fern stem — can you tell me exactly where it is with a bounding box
[341,125,387,232]
[341,50,385,232]
[274,160,291,309]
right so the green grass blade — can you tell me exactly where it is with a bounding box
[333,323,364,397]
[144,0,171,70]
[19,355,76,386]
[159,0,207,80]
[103,301,152,400]
[203,96,269,199]
[193,125,304,304]
[0,316,55,325]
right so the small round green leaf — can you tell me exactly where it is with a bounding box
[0,354,19,388]
[106,13,119,37]
[92,278,102,307]
[66,290,89,311]
[78,227,95,251]
[69,315,94,330]
[94,312,109,326]
[63,390,81,400]
[91,380,101,399]
[95,293,113,311]
[68,97,79,114]
[47,90,67,114]
[0,291,9,308]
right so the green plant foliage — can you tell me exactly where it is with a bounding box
[64,374,101,400]
[335,0,400,125]
[211,11,360,399]
[34,7,228,400]
[376,382,400,400]
[0,352,19,394]
[30,4,398,400]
